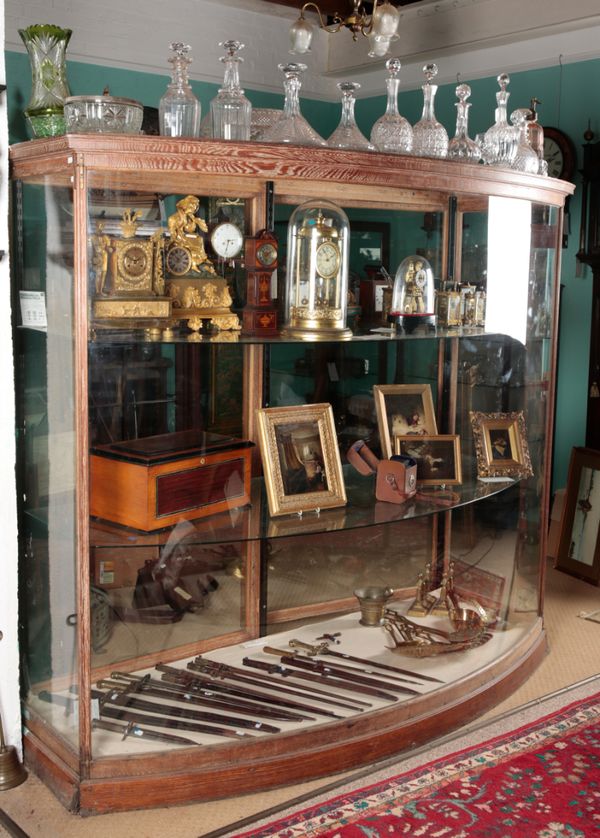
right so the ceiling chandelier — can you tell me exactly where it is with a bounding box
[289,1,401,59]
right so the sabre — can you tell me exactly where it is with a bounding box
[99,704,252,740]
[188,658,371,710]
[288,639,445,684]
[243,657,398,702]
[92,687,281,734]
[157,663,351,718]
[262,648,421,697]
[92,718,196,747]
[104,673,312,722]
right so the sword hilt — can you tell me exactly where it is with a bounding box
[289,639,328,656]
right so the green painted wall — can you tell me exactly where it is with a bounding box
[7,50,596,490]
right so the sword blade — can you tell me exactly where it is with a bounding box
[100,704,252,739]
[92,718,196,747]
[94,688,280,734]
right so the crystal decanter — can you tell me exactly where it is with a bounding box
[447,83,480,162]
[370,58,413,154]
[260,63,327,147]
[210,40,252,141]
[510,108,541,174]
[412,64,448,159]
[159,42,201,138]
[327,82,373,151]
[482,73,518,168]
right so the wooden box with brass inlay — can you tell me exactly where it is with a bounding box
[90,430,254,531]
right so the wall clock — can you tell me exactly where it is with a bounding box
[543,126,576,181]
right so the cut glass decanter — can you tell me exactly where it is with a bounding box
[510,108,541,174]
[159,42,201,138]
[210,40,252,141]
[412,64,448,159]
[482,73,518,168]
[447,83,480,162]
[259,63,327,147]
[370,59,413,154]
[327,82,373,151]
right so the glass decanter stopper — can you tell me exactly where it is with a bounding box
[526,98,548,175]
[510,108,541,174]
[370,59,413,154]
[482,73,518,168]
[159,42,201,138]
[260,63,327,147]
[412,64,449,159]
[447,83,480,162]
[210,40,252,141]
[327,82,373,151]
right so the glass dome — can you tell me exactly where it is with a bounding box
[390,255,436,332]
[283,199,352,340]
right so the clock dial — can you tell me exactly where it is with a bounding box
[315,240,340,279]
[166,244,192,276]
[542,127,576,181]
[122,245,148,278]
[210,222,244,259]
[543,138,564,179]
[256,241,277,267]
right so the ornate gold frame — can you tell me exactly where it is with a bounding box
[373,383,438,459]
[470,410,533,479]
[394,434,462,485]
[256,403,347,518]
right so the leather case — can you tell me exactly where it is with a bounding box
[375,455,418,504]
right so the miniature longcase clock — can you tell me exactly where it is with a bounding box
[242,228,279,335]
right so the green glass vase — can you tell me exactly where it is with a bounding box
[19,24,72,138]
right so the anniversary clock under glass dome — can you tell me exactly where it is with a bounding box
[389,254,436,332]
[283,199,352,339]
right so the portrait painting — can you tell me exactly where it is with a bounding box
[373,384,438,459]
[394,434,462,485]
[470,410,533,480]
[256,403,346,517]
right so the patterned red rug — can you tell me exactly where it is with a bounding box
[233,690,600,837]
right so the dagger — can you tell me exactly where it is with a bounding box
[99,703,252,740]
[262,648,421,697]
[105,673,313,722]
[157,664,349,719]
[243,657,398,702]
[92,717,196,747]
[288,639,445,684]
[93,687,281,734]
[188,658,370,711]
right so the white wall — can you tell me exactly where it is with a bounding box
[0,0,22,755]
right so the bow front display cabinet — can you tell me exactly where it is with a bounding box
[9,136,573,814]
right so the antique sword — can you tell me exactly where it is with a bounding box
[92,687,281,734]
[288,639,445,684]
[188,658,371,710]
[262,647,421,697]
[92,718,196,747]
[105,673,314,722]
[157,664,350,718]
[99,704,253,739]
[242,658,398,702]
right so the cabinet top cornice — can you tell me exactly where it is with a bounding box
[9,135,574,207]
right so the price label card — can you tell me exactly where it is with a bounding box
[19,291,47,331]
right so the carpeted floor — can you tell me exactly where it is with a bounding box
[1,561,599,838]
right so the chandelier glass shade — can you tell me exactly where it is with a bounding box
[289,0,400,58]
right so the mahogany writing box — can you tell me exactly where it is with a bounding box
[90,429,254,531]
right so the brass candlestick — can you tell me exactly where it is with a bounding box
[0,709,27,791]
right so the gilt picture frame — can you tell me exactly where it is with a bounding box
[256,403,347,517]
[373,383,438,459]
[470,410,533,480]
[556,446,600,585]
[394,434,462,485]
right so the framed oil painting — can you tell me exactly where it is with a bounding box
[470,410,533,480]
[256,402,346,517]
[394,434,462,485]
[556,447,600,585]
[373,383,437,459]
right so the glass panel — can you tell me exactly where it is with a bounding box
[13,178,78,749]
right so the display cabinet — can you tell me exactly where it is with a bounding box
[9,136,573,814]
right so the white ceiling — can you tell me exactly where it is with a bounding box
[6,0,600,99]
